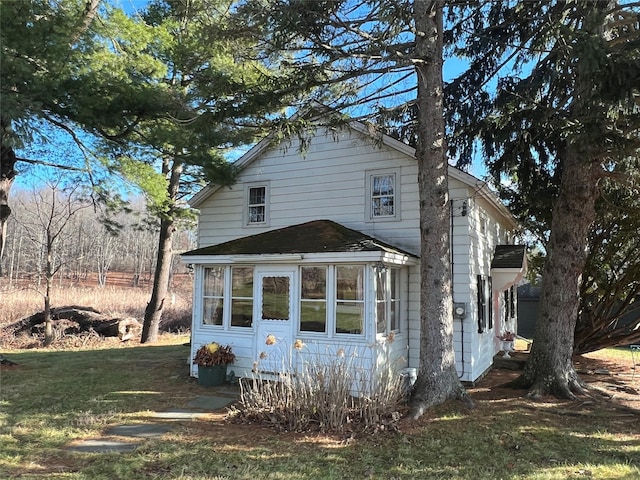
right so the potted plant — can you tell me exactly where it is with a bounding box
[193,343,236,386]
[497,331,516,358]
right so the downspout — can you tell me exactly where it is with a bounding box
[451,199,466,379]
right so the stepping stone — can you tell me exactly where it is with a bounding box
[67,439,138,453]
[214,386,241,397]
[105,424,173,438]
[187,395,235,410]
[149,409,210,421]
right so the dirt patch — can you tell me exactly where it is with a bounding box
[468,349,640,414]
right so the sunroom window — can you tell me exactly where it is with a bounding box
[376,267,400,334]
[202,267,224,325]
[231,267,253,327]
[300,266,327,332]
[336,265,365,334]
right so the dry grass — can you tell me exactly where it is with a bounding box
[0,272,192,348]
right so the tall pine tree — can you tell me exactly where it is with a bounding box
[446,1,640,398]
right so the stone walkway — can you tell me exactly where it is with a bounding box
[66,386,239,454]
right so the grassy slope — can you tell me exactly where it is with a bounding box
[1,337,638,479]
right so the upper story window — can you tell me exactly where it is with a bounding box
[366,169,400,221]
[245,183,269,226]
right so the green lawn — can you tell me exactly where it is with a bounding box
[1,338,638,479]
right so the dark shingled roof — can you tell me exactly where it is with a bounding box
[491,245,526,269]
[182,220,416,257]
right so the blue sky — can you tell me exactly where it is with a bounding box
[15,1,489,190]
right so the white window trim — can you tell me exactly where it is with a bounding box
[365,168,401,222]
[298,265,329,336]
[198,265,256,331]
[334,264,366,336]
[244,182,270,227]
[296,264,368,338]
[375,267,403,336]
[198,266,225,329]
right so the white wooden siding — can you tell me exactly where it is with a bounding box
[191,125,518,384]
[197,128,421,254]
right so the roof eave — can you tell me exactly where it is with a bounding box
[182,251,418,266]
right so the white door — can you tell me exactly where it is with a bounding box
[255,268,296,374]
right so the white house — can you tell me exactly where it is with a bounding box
[182,111,526,385]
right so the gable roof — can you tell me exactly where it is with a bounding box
[188,104,518,230]
[182,220,416,257]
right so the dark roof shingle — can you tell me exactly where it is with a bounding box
[491,245,526,269]
[182,220,415,257]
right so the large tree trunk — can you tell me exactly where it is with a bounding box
[511,3,611,399]
[141,215,175,343]
[141,158,183,343]
[409,0,472,419]
[0,176,13,273]
[0,123,18,275]
[511,153,600,399]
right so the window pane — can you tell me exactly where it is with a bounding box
[249,205,265,223]
[300,267,327,332]
[336,302,363,334]
[336,266,364,300]
[373,197,394,217]
[231,299,253,327]
[390,269,398,331]
[376,301,386,334]
[376,269,386,334]
[390,269,397,298]
[300,301,326,332]
[301,266,326,299]
[203,298,223,325]
[390,299,398,331]
[249,187,265,205]
[262,276,290,320]
[376,269,386,300]
[373,175,394,196]
[232,267,253,296]
[204,267,224,296]
[231,267,253,327]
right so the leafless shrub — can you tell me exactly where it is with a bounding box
[231,339,405,434]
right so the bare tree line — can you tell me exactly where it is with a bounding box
[0,182,195,289]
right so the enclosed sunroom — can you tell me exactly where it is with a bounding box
[182,220,418,383]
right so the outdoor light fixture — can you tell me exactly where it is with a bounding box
[375,262,388,273]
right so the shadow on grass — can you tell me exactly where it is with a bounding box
[1,344,639,479]
[0,343,202,421]
[53,404,640,480]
